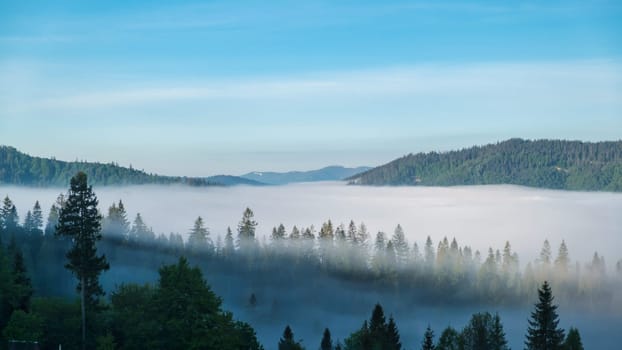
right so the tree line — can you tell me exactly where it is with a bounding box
[348,138,622,191]
[0,146,255,187]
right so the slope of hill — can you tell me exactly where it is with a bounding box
[241,165,371,185]
[0,146,264,187]
[348,139,622,191]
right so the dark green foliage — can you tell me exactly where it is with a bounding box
[56,172,110,349]
[422,325,435,350]
[349,139,622,191]
[8,243,33,313]
[0,145,260,187]
[110,284,157,349]
[279,325,305,350]
[386,317,402,350]
[525,281,565,350]
[321,328,333,350]
[0,197,19,233]
[461,312,508,350]
[436,326,460,350]
[31,297,86,349]
[2,310,43,342]
[56,172,110,305]
[343,304,402,350]
[110,257,263,350]
[563,327,584,350]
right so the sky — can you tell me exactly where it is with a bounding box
[1,0,621,176]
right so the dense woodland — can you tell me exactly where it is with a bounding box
[0,146,261,187]
[1,173,618,348]
[349,139,622,191]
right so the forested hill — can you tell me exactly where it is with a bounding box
[241,165,372,184]
[0,146,263,187]
[348,139,622,191]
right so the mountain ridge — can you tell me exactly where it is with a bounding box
[347,138,622,191]
[0,146,264,187]
[240,165,372,185]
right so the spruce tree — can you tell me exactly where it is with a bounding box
[279,325,305,350]
[237,207,257,251]
[422,325,435,350]
[386,316,402,350]
[525,281,565,350]
[489,313,509,350]
[436,326,460,350]
[392,224,409,267]
[188,216,211,253]
[31,201,44,233]
[321,328,333,350]
[9,243,33,312]
[562,327,583,350]
[224,226,235,257]
[56,172,109,350]
[0,196,19,233]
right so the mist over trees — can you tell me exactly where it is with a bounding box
[0,177,620,348]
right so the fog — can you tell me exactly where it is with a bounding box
[3,182,621,265]
[3,182,622,348]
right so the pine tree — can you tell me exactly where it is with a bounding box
[392,224,409,267]
[525,281,565,350]
[56,172,110,350]
[103,200,130,238]
[554,241,569,275]
[386,316,402,350]
[8,239,33,313]
[347,220,357,243]
[23,211,35,232]
[422,325,435,350]
[562,327,583,350]
[45,204,59,236]
[31,201,44,233]
[129,213,155,244]
[424,236,435,268]
[539,240,552,266]
[188,216,211,253]
[489,313,509,350]
[0,196,19,233]
[224,226,235,257]
[436,326,460,350]
[290,226,301,240]
[279,325,305,350]
[237,207,257,251]
[321,328,333,350]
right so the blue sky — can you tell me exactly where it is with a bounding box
[1,1,621,176]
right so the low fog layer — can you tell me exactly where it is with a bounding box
[3,182,622,265]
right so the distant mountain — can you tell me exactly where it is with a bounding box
[348,139,622,191]
[0,146,264,187]
[241,165,372,185]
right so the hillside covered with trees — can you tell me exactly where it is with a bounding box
[348,139,622,191]
[0,146,263,187]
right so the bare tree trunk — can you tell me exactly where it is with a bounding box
[81,276,86,350]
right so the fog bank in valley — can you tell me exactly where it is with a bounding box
[4,182,621,265]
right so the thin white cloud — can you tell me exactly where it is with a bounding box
[23,60,622,111]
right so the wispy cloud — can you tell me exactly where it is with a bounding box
[24,60,621,111]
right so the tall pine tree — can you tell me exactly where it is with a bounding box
[56,172,109,350]
[422,325,435,350]
[320,328,333,350]
[525,281,565,350]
